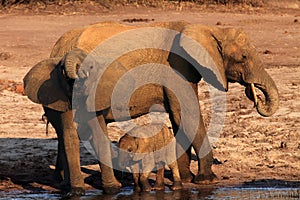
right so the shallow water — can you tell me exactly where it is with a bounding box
[1,187,300,200]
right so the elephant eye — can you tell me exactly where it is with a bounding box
[89,65,93,69]
[242,54,247,60]
[128,147,133,152]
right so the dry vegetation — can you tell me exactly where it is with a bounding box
[0,0,267,8]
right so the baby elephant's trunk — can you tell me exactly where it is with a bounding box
[118,155,128,170]
[118,135,135,170]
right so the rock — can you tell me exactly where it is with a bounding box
[15,84,24,94]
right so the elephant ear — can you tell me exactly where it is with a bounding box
[23,58,71,112]
[179,24,227,91]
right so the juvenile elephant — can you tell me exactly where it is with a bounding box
[24,21,279,196]
[118,123,183,192]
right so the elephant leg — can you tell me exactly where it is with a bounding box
[168,161,183,190]
[132,172,141,192]
[176,143,193,182]
[130,164,141,192]
[61,110,85,196]
[153,162,165,190]
[55,127,69,188]
[88,114,121,194]
[140,172,151,192]
[43,106,64,182]
[164,85,215,184]
[191,112,216,184]
[165,92,193,182]
[43,107,68,186]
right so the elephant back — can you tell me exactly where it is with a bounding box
[128,123,173,151]
[148,20,189,32]
[50,26,86,58]
[76,22,137,53]
[48,21,190,113]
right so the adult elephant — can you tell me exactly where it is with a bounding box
[24,21,279,196]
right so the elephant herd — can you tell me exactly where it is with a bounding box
[23,21,279,196]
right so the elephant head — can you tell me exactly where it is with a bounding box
[118,134,139,170]
[118,132,156,170]
[178,24,279,117]
[61,48,88,80]
[23,48,88,112]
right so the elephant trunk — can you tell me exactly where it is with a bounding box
[62,48,88,79]
[64,56,78,79]
[246,68,279,117]
[118,151,130,170]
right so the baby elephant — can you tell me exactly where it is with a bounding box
[118,123,183,192]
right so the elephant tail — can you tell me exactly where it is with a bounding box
[42,114,50,136]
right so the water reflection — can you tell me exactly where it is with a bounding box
[1,187,299,200]
[207,188,300,200]
[81,187,213,200]
[0,187,213,200]
[67,187,300,200]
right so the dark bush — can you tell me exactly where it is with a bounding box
[0,0,74,7]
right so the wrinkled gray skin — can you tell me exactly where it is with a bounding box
[23,21,279,196]
[118,124,183,192]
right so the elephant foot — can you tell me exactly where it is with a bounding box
[180,172,194,183]
[142,186,152,192]
[134,185,142,193]
[141,183,152,192]
[58,180,70,191]
[153,182,165,191]
[171,181,183,190]
[193,173,218,184]
[103,184,121,194]
[102,179,122,194]
[53,169,63,183]
[62,187,86,198]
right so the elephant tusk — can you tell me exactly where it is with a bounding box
[78,70,89,79]
[85,71,89,78]
[251,83,258,107]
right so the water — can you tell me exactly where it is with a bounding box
[0,187,299,200]
[207,188,300,200]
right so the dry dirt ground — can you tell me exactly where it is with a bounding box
[0,1,300,197]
